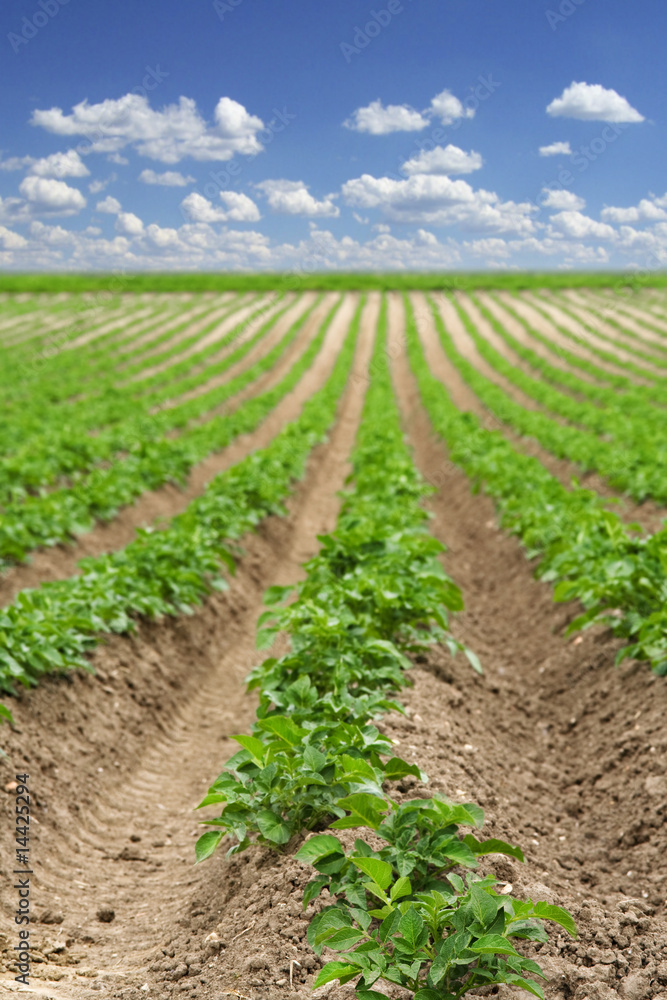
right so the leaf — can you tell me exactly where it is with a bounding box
[351,857,393,891]
[414,991,442,1000]
[256,809,291,844]
[194,830,223,862]
[331,793,388,831]
[390,876,412,902]
[382,757,423,781]
[531,902,578,938]
[263,584,294,605]
[464,646,483,674]
[463,835,525,863]
[295,834,343,865]
[398,906,425,949]
[470,884,499,927]
[304,745,328,772]
[196,793,227,809]
[313,963,359,988]
[232,734,266,760]
[0,702,14,724]
[469,934,520,955]
[325,927,366,950]
[257,715,306,746]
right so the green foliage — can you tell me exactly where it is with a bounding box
[403,292,667,673]
[310,871,574,1000]
[296,796,523,905]
[195,719,424,856]
[0,272,664,293]
[195,294,574,1000]
[0,295,360,694]
[0,294,332,565]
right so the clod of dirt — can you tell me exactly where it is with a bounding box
[97,907,115,923]
[130,834,142,842]
[39,909,64,924]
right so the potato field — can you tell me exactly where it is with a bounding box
[1,283,667,1000]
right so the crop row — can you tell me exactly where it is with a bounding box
[196,297,575,1000]
[526,293,667,384]
[446,295,667,503]
[0,293,263,449]
[404,293,667,676]
[0,294,339,571]
[0,293,295,501]
[551,291,667,357]
[0,295,361,712]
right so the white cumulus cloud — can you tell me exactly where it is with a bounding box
[0,225,28,249]
[139,169,195,187]
[115,212,144,236]
[255,180,339,218]
[342,173,536,235]
[180,190,261,223]
[429,89,475,125]
[600,198,667,224]
[19,176,86,214]
[402,144,482,176]
[344,100,429,135]
[539,141,572,157]
[28,149,90,178]
[541,188,586,211]
[31,94,266,163]
[96,196,122,214]
[546,82,644,123]
[548,210,617,240]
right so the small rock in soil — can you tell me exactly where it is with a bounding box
[97,907,115,923]
[39,910,64,924]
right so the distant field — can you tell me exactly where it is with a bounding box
[0,269,666,294]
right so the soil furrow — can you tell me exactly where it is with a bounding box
[0,293,378,998]
[0,292,359,607]
[387,290,667,1000]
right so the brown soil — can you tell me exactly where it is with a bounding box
[0,292,360,607]
[0,292,377,1000]
[2,291,667,1000]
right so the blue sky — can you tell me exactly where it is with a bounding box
[0,0,665,271]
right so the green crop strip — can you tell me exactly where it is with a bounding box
[0,293,290,499]
[447,295,667,503]
[0,293,334,566]
[529,293,667,381]
[196,296,575,1000]
[404,293,667,676]
[488,294,656,396]
[511,293,667,390]
[480,294,665,413]
[550,292,667,359]
[0,295,217,448]
[0,291,251,428]
[0,295,361,707]
[582,291,667,340]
